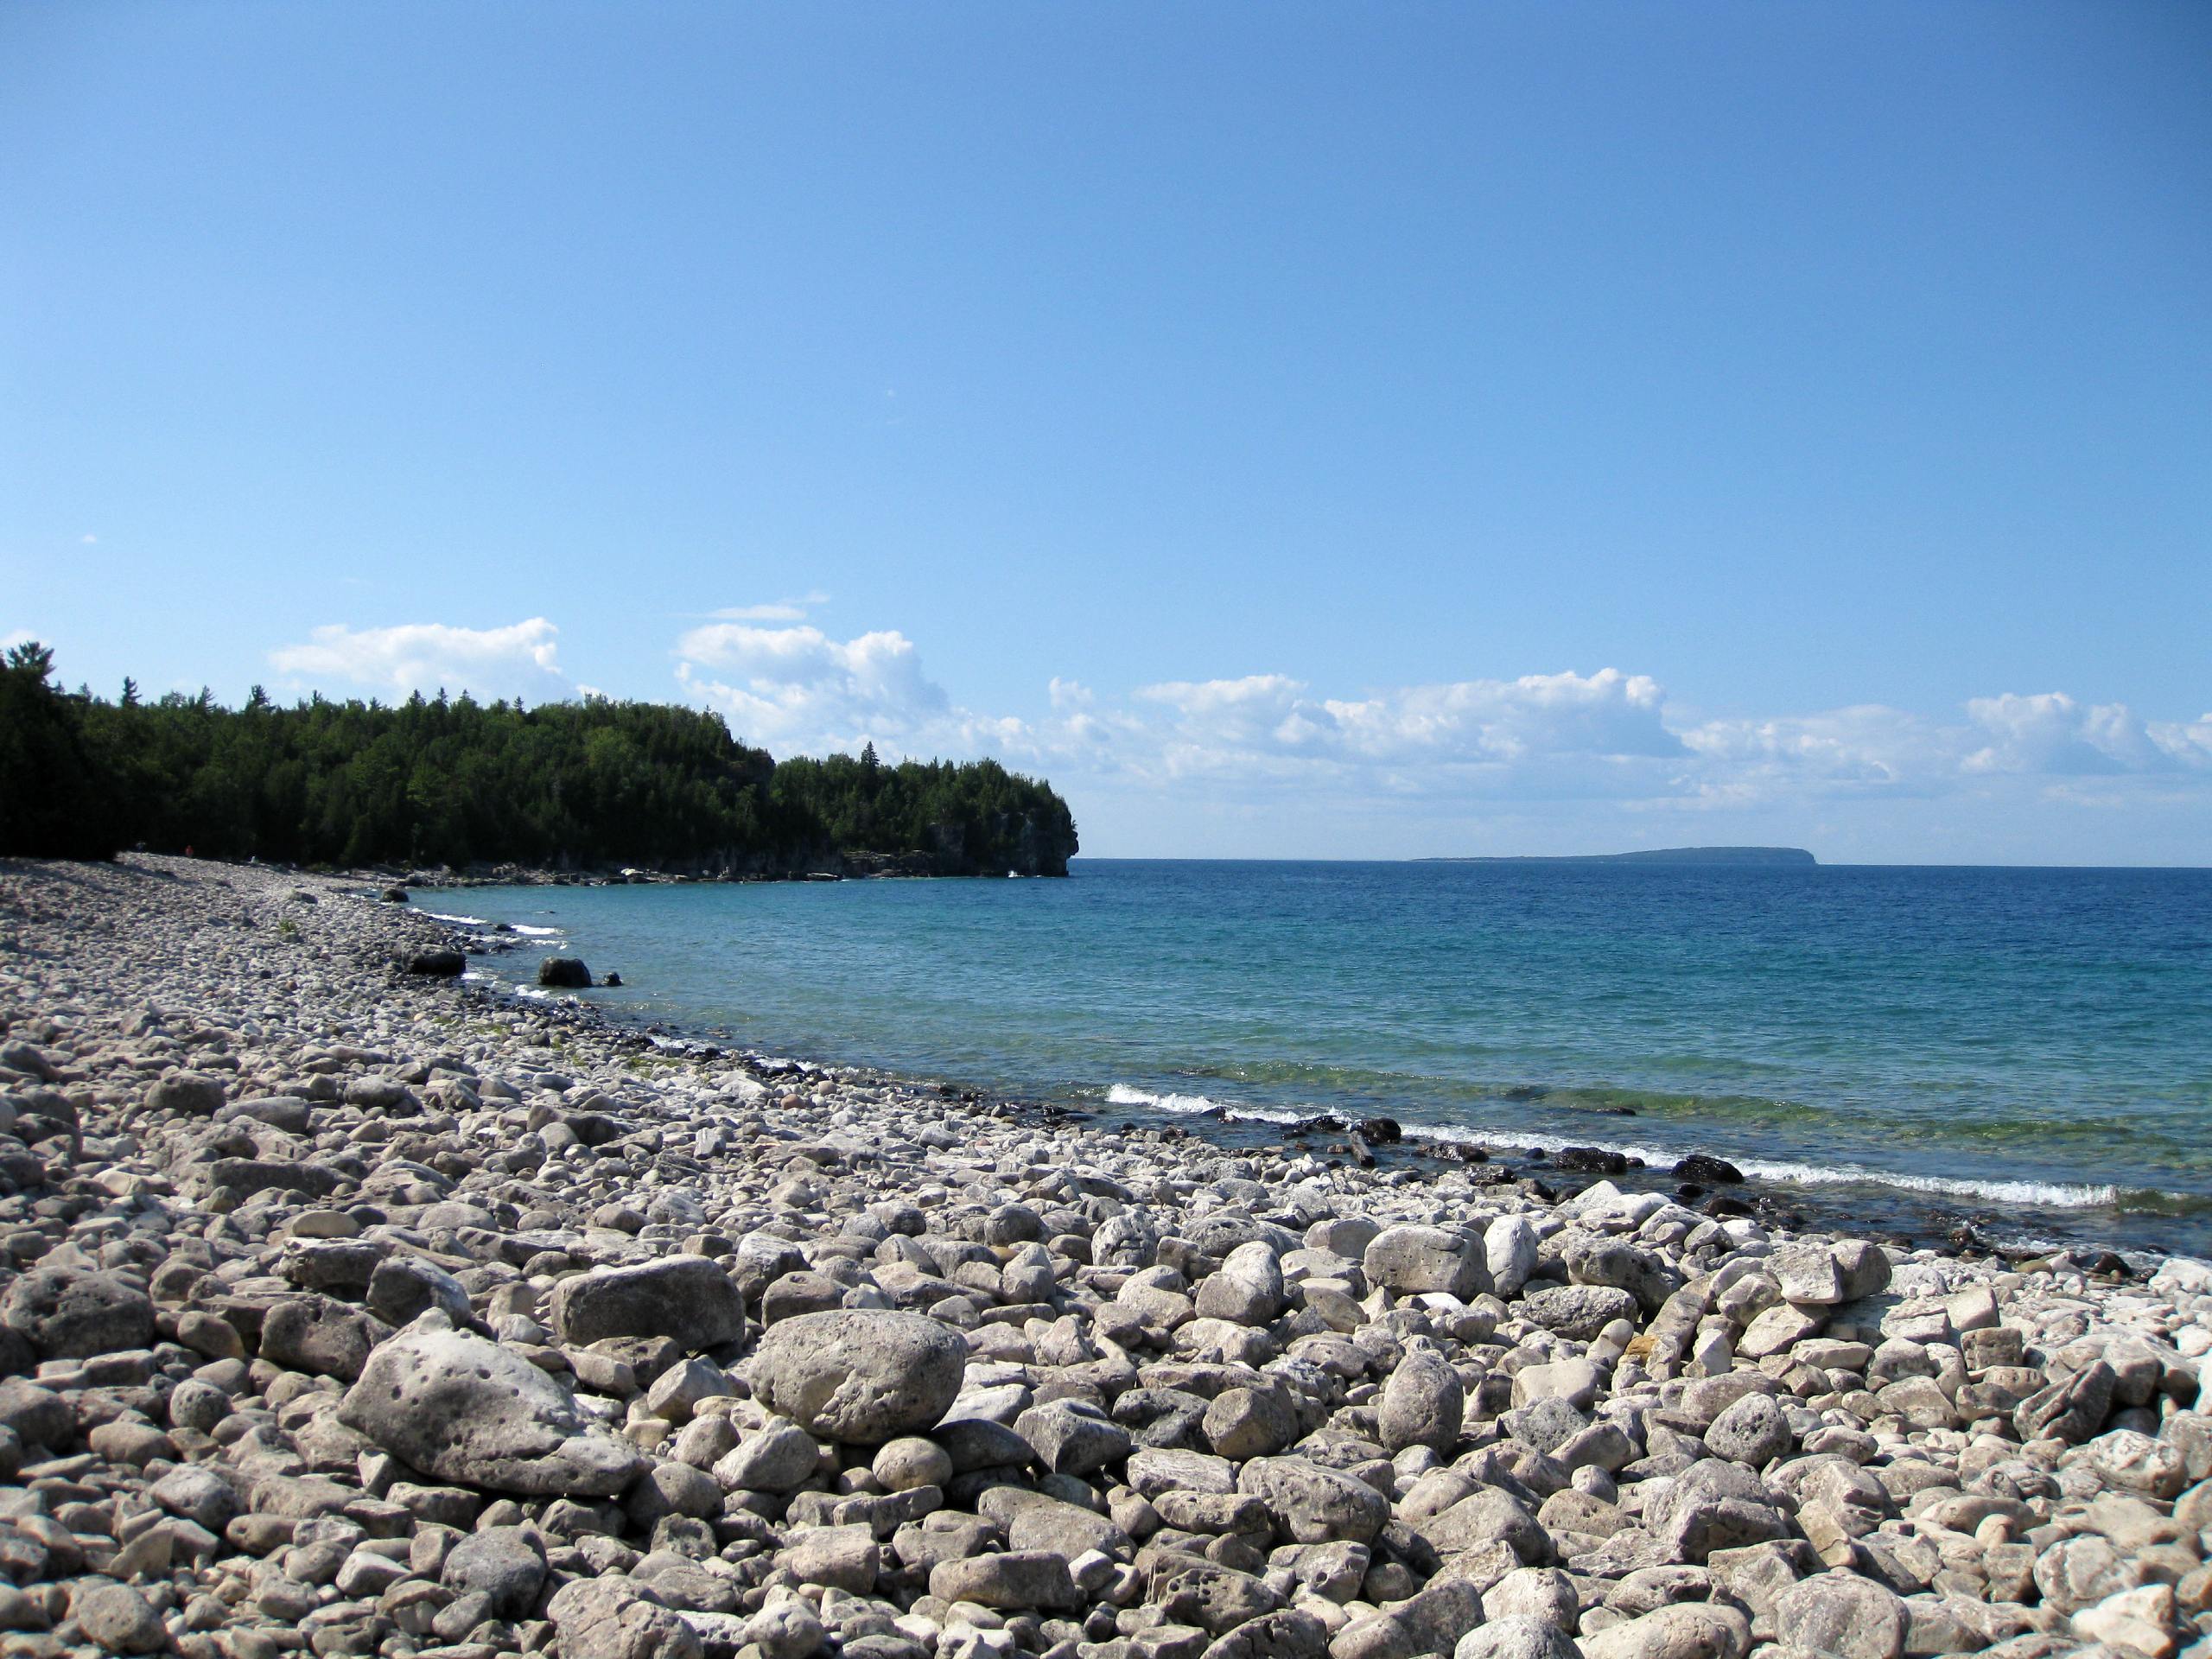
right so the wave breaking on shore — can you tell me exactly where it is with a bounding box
[1102,1081,2143,1213]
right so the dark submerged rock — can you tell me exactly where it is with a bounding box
[1674,1152,1745,1184]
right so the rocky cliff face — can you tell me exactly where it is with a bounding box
[921,810,1077,877]
[425,808,1077,882]
[643,809,1075,880]
[1011,806,1078,875]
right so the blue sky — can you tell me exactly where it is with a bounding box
[4,3,2208,862]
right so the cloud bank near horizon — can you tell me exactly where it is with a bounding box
[269,618,568,702]
[260,610,2212,855]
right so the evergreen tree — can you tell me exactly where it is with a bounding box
[3,648,1077,873]
[0,642,124,858]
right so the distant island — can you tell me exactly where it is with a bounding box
[1419,846,1817,867]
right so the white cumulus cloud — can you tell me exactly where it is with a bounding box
[1962,691,2202,775]
[269,618,565,701]
[1122,668,1685,794]
[1326,669,1680,764]
[2151,713,2212,769]
[1678,704,1948,794]
[656,611,2208,857]
[676,622,956,753]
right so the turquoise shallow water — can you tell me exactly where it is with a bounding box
[433,860,2212,1255]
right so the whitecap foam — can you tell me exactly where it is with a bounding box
[1398,1121,2122,1208]
[1107,1083,1223,1114]
[512,924,563,937]
[1104,1084,1309,1125]
[1103,1083,2130,1211]
[1729,1161,2115,1209]
[424,910,491,925]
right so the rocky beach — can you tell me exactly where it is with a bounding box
[1,854,2209,1659]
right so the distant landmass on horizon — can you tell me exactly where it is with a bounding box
[1417,845,1818,867]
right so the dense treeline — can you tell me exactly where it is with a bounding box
[0,643,1078,874]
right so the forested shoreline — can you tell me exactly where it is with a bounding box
[0,642,1078,875]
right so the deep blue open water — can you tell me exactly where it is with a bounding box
[435,861,2212,1256]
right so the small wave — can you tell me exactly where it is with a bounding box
[511,924,563,937]
[1101,1083,2133,1211]
[1106,1084,1310,1126]
[1107,1083,1211,1112]
[1740,1163,2115,1209]
[1403,1123,2123,1210]
[2113,1188,2212,1218]
[425,910,491,925]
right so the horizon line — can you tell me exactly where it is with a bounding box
[1064,854,2211,871]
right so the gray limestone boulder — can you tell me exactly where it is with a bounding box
[713,1418,823,1494]
[443,1527,548,1619]
[149,1465,241,1532]
[366,1255,473,1327]
[1564,1235,1683,1313]
[1016,1396,1133,1473]
[1156,1558,1287,1636]
[337,1314,645,1496]
[1364,1226,1485,1300]
[2016,1360,2116,1445]
[70,1584,166,1655]
[1705,1391,1794,1467]
[143,1071,226,1116]
[1770,1244,1847,1306]
[1378,1347,1465,1455]
[1195,1240,1287,1325]
[1483,1567,1577,1631]
[1651,1459,1788,1563]
[1484,1215,1541,1300]
[1387,1577,1488,1657]
[260,1294,386,1381]
[1454,1617,1579,1659]
[549,1255,747,1351]
[2,1268,155,1359]
[1579,1604,1750,1659]
[749,1308,968,1444]
[545,1576,702,1659]
[1239,1455,1391,1544]
[928,1550,1082,1611]
[1203,1607,1329,1659]
[1832,1239,1891,1300]
[1415,1487,1550,1563]
[1521,1283,1640,1340]
[1773,1571,1908,1659]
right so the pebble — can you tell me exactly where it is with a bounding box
[0,852,2207,1659]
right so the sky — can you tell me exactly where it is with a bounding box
[3,3,2208,864]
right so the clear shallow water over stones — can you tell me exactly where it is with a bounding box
[3,855,2212,1659]
[444,861,2212,1255]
